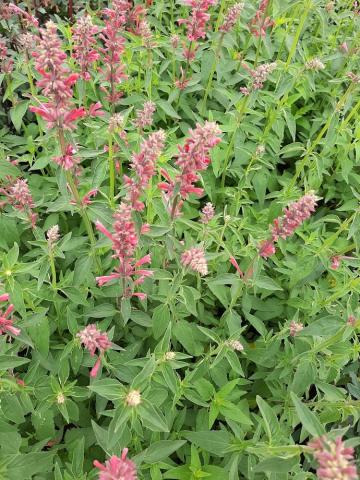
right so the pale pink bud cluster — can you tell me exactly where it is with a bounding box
[72,15,99,80]
[347,315,357,327]
[259,192,317,258]
[133,101,156,130]
[170,34,180,48]
[249,0,274,37]
[94,449,137,480]
[18,33,37,52]
[137,19,153,48]
[0,293,20,337]
[347,72,360,84]
[125,130,166,211]
[330,256,341,270]
[305,58,325,71]
[250,62,277,90]
[200,202,215,223]
[30,21,86,130]
[47,225,60,245]
[289,320,303,337]
[77,324,111,377]
[181,247,208,275]
[178,0,218,41]
[53,145,80,170]
[220,3,244,33]
[0,178,37,227]
[0,35,13,74]
[100,2,130,103]
[308,436,358,480]
[95,204,153,298]
[226,339,244,351]
[158,122,221,217]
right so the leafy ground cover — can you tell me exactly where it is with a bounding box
[0,0,360,478]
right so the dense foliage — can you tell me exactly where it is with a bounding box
[0,0,360,478]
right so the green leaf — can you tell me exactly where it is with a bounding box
[152,304,171,339]
[142,440,186,463]
[157,99,181,119]
[89,379,123,401]
[182,431,231,456]
[256,396,282,442]
[254,456,299,473]
[138,403,169,432]
[0,356,30,370]
[290,392,325,437]
[10,100,29,132]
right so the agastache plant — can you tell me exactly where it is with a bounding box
[0,178,37,227]
[259,192,318,258]
[158,121,221,218]
[124,130,166,211]
[72,15,99,81]
[95,203,153,299]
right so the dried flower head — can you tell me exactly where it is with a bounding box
[220,3,244,33]
[94,449,137,480]
[125,389,142,407]
[181,247,208,275]
[308,436,358,480]
[47,225,60,245]
[256,145,265,156]
[289,320,304,337]
[200,202,215,223]
[226,339,244,351]
[57,392,65,404]
[305,58,325,71]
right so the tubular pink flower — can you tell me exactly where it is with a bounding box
[219,3,244,33]
[7,3,38,27]
[230,256,244,277]
[133,101,156,130]
[30,21,86,130]
[125,130,166,211]
[0,296,20,337]
[94,449,137,480]
[96,203,152,297]
[159,122,221,217]
[178,0,218,41]
[308,436,358,480]
[53,145,80,170]
[259,192,317,258]
[181,247,208,275]
[72,15,99,80]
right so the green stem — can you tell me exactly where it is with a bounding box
[58,129,101,271]
[285,1,312,68]
[220,95,250,190]
[200,33,225,116]
[49,252,57,289]
[108,133,115,208]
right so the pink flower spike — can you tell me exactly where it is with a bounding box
[182,247,208,275]
[94,449,137,480]
[141,223,150,234]
[0,294,9,302]
[135,254,151,267]
[289,320,303,337]
[230,256,244,277]
[259,239,276,258]
[0,298,20,337]
[95,221,114,241]
[88,102,105,117]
